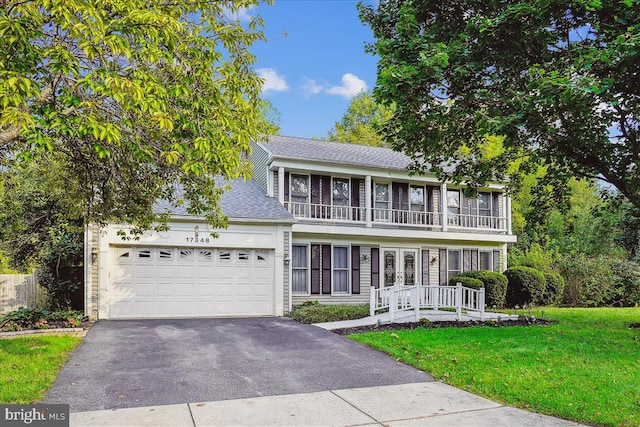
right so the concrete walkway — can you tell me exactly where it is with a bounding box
[313,309,519,330]
[71,382,584,427]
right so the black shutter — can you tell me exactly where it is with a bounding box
[463,249,471,272]
[493,250,500,272]
[284,172,290,202]
[351,179,360,221]
[471,249,479,270]
[311,244,320,294]
[439,249,447,285]
[351,246,360,294]
[371,248,380,289]
[321,176,331,219]
[322,245,331,294]
[421,249,430,285]
[311,175,320,204]
[492,193,500,229]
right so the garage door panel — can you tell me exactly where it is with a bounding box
[109,247,274,318]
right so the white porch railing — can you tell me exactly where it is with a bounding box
[369,283,485,322]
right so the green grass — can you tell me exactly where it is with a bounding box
[0,335,82,403]
[349,307,640,427]
[288,303,369,324]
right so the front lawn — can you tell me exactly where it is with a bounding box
[0,335,82,403]
[349,307,640,427]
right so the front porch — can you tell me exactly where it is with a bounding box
[313,283,518,331]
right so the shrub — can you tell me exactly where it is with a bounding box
[457,271,508,308]
[288,304,369,324]
[0,308,84,332]
[504,266,546,307]
[609,259,640,307]
[542,271,566,306]
[448,276,484,289]
[555,254,618,307]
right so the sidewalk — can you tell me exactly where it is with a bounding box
[71,382,584,427]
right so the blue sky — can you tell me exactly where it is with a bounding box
[242,1,379,139]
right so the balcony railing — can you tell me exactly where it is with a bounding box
[286,202,507,232]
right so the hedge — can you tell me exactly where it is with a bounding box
[448,276,484,289]
[456,270,508,308]
[504,266,546,307]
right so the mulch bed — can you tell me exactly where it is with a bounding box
[332,317,555,335]
[629,323,640,329]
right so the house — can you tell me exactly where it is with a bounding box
[84,135,516,319]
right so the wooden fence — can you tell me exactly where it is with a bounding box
[0,271,40,314]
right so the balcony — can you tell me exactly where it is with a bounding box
[285,202,508,232]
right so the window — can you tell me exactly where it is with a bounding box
[333,246,349,294]
[479,251,492,271]
[448,249,462,280]
[159,249,173,259]
[218,251,231,261]
[137,248,151,259]
[292,245,309,294]
[332,178,350,206]
[375,183,390,221]
[198,250,212,261]
[291,174,309,203]
[479,193,491,217]
[238,251,250,261]
[179,249,194,261]
[410,186,425,211]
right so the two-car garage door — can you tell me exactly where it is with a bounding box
[108,246,275,319]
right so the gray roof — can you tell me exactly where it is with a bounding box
[258,135,413,171]
[156,178,294,222]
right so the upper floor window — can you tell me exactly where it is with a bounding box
[291,174,309,204]
[447,190,460,215]
[479,192,491,217]
[332,178,350,206]
[410,186,425,212]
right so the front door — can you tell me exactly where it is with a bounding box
[381,248,419,287]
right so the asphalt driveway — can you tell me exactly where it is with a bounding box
[42,317,432,412]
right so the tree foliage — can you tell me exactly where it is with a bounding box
[322,90,394,146]
[359,0,640,207]
[0,0,275,233]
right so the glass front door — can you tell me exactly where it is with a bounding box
[381,248,418,287]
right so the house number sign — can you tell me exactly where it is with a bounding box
[186,226,210,244]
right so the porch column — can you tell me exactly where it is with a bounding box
[501,243,508,271]
[278,166,285,205]
[505,194,512,235]
[365,175,372,228]
[440,182,448,231]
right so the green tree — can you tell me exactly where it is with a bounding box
[359,0,640,207]
[322,91,394,146]
[0,0,275,233]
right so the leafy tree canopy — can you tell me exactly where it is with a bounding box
[359,0,640,207]
[0,0,275,233]
[322,90,394,146]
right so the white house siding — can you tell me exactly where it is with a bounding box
[432,188,441,226]
[283,231,290,314]
[273,170,279,200]
[248,141,270,193]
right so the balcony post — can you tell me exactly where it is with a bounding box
[365,175,372,228]
[440,182,448,231]
[278,166,285,206]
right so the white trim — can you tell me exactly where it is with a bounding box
[278,166,285,205]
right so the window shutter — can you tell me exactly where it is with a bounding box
[463,249,471,272]
[439,249,447,285]
[311,175,320,204]
[493,250,500,272]
[321,176,331,219]
[311,244,320,294]
[492,193,500,216]
[351,246,360,294]
[421,249,429,285]
[322,245,331,294]
[351,179,360,221]
[284,172,290,201]
[471,250,478,270]
[371,248,380,289]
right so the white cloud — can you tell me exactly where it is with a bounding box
[301,78,324,98]
[326,73,368,99]
[236,6,255,22]
[257,68,289,93]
